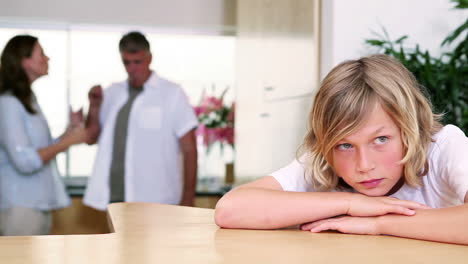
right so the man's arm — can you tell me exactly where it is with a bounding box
[179,129,198,206]
[85,85,103,145]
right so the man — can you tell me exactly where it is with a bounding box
[84,31,198,211]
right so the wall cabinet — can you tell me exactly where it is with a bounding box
[235,0,321,178]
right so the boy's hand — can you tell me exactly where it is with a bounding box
[347,193,431,217]
[300,216,380,235]
[300,194,432,235]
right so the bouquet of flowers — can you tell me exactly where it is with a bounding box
[193,89,235,151]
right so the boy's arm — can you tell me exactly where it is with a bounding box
[378,202,468,245]
[302,192,468,245]
[215,176,428,229]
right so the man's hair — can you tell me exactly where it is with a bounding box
[119,31,150,53]
[301,54,443,191]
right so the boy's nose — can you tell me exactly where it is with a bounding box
[356,148,375,173]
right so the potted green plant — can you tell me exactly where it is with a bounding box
[366,0,468,133]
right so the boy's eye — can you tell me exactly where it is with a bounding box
[337,143,353,150]
[374,136,388,145]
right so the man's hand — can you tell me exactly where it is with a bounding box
[85,85,103,145]
[88,85,103,108]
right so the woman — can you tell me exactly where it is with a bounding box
[0,35,88,235]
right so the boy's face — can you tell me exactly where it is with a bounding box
[332,103,404,196]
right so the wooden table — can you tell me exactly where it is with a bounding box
[1,203,467,263]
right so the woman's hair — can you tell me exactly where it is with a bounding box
[301,54,442,191]
[0,35,38,114]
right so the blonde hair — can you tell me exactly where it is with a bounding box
[301,54,442,191]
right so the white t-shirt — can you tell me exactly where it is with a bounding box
[84,72,198,211]
[271,125,468,208]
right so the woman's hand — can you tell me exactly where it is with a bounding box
[68,107,84,130]
[61,125,88,146]
[38,124,88,164]
[300,216,381,235]
[346,193,431,217]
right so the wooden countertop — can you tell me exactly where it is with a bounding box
[1,203,467,263]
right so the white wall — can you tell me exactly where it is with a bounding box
[0,0,236,33]
[321,0,468,79]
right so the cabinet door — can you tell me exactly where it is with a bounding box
[235,0,321,179]
[236,95,313,178]
[262,37,318,101]
[250,0,318,101]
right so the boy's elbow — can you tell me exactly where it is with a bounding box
[214,199,237,229]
